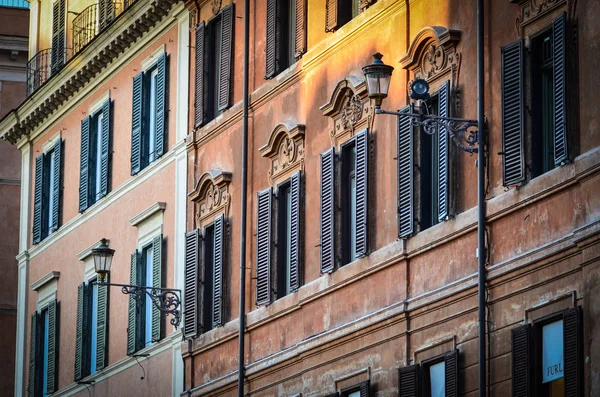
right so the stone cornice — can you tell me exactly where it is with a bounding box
[30,271,60,291]
[129,202,167,226]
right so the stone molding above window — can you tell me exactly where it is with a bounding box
[511,0,573,37]
[413,335,456,364]
[320,76,372,148]
[259,121,305,187]
[189,169,231,229]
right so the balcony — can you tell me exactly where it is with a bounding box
[26,48,70,97]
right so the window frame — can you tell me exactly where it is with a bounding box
[418,93,441,231]
[140,242,155,348]
[340,138,357,266]
[275,178,293,299]
[532,311,567,396]
[142,63,159,169]
[420,355,446,397]
[202,221,216,332]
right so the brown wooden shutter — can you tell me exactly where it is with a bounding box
[444,349,458,397]
[563,307,583,397]
[289,171,302,291]
[183,229,200,338]
[325,0,339,32]
[265,0,277,79]
[256,188,272,306]
[511,324,531,397]
[398,364,420,397]
[294,0,307,59]
[212,214,225,327]
[218,4,234,111]
[194,22,205,128]
[320,148,335,273]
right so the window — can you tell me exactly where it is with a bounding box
[79,99,111,212]
[193,5,234,127]
[142,245,154,347]
[325,0,374,32]
[419,95,440,231]
[28,300,58,397]
[265,0,306,79]
[131,53,167,175]
[398,350,458,397]
[33,139,62,244]
[341,140,357,265]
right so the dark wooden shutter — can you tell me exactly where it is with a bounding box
[355,129,369,257]
[398,364,420,397]
[213,214,225,326]
[46,299,58,394]
[265,0,277,79]
[444,349,458,397]
[325,0,338,32]
[511,324,530,397]
[553,12,568,166]
[33,154,44,244]
[183,229,200,338]
[437,81,450,222]
[218,4,234,111]
[100,99,111,197]
[96,276,109,371]
[79,117,90,212]
[294,0,307,59]
[155,53,167,158]
[152,234,163,341]
[256,188,272,306]
[194,23,205,128]
[99,0,115,30]
[51,140,61,232]
[359,380,370,397]
[320,148,335,273]
[127,252,139,354]
[564,307,583,397]
[398,105,414,238]
[51,0,65,74]
[74,283,85,381]
[131,72,143,175]
[501,40,525,186]
[28,312,38,397]
[289,171,302,291]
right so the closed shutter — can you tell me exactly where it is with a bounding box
[33,154,44,244]
[127,252,139,354]
[74,283,85,381]
[294,0,307,58]
[511,324,530,397]
[79,117,90,212]
[183,229,200,339]
[100,99,111,197]
[398,364,420,397]
[320,148,335,273]
[28,313,38,397]
[46,299,58,394]
[501,40,525,186]
[152,234,163,341]
[398,105,414,238]
[289,171,302,291]
[325,0,338,32]
[131,72,143,175]
[51,0,65,74]
[256,188,272,306]
[194,23,205,128]
[553,12,568,166]
[563,307,582,397]
[359,380,370,397]
[213,214,225,326]
[265,0,277,79]
[96,276,109,370]
[154,53,167,159]
[99,0,115,30]
[355,130,369,257]
[218,4,234,111]
[51,140,61,233]
[444,349,458,397]
[437,80,451,222]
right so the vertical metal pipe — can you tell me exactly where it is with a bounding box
[477,0,487,396]
[238,0,250,395]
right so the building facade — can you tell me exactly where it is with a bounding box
[0,0,190,396]
[182,0,600,396]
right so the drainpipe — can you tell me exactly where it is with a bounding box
[237,0,250,395]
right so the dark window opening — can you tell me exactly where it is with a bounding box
[276,181,292,299]
[420,95,439,231]
[337,0,360,28]
[206,16,223,123]
[142,65,159,169]
[203,224,215,331]
[280,0,297,71]
[42,148,56,239]
[341,140,357,266]
[88,111,104,206]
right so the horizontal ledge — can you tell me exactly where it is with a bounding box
[30,271,60,291]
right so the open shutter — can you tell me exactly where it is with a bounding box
[511,324,530,397]
[28,313,38,397]
[398,105,414,238]
[325,0,338,32]
[553,12,568,166]
[155,53,167,158]
[294,0,307,58]
[218,4,234,111]
[46,299,58,394]
[99,0,115,30]
[501,40,525,186]
[256,188,272,306]
[444,349,458,397]
[355,130,369,257]
[51,0,65,74]
[183,229,200,338]
[265,0,277,79]
[100,99,111,197]
[74,283,85,381]
[320,148,335,273]
[398,364,420,397]
[96,276,109,370]
[131,72,143,175]
[51,139,61,232]
[359,380,370,397]
[79,117,90,212]
[289,171,302,291]
[564,307,583,397]
[152,235,163,341]
[213,214,225,327]
[437,81,451,222]
[33,154,44,244]
[127,252,139,354]
[194,23,205,128]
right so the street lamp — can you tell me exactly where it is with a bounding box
[92,239,182,329]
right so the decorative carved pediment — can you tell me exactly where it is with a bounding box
[260,121,305,187]
[510,0,571,38]
[189,170,232,227]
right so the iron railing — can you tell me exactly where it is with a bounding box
[26,48,70,97]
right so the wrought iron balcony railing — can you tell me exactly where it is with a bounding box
[26,48,69,97]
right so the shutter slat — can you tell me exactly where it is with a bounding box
[294,0,307,59]
[74,284,84,381]
[511,324,530,397]
[46,299,58,394]
[289,171,301,291]
[553,12,568,166]
[444,349,458,397]
[28,313,38,397]
[194,23,205,128]
[99,0,115,30]
[437,81,450,222]
[51,140,61,233]
[127,252,138,354]
[564,307,582,397]
[152,234,163,341]
[79,117,90,212]
[33,155,44,244]
[320,148,335,273]
[183,229,200,338]
[51,0,65,74]
[154,53,167,158]
[131,72,143,175]
[100,99,110,197]
[213,214,225,327]
[355,130,368,257]
[359,380,370,397]
[265,0,277,79]
[218,4,234,111]
[96,276,109,370]
[325,0,338,32]
[398,364,419,397]
[398,105,414,238]
[501,40,525,186]
[256,188,272,306]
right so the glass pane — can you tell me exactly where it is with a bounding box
[144,245,154,346]
[148,69,158,163]
[348,392,360,397]
[90,281,99,374]
[542,320,564,383]
[429,361,445,397]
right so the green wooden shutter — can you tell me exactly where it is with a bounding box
[398,364,420,397]
[74,283,85,381]
[218,4,234,111]
[213,214,225,327]
[51,139,62,233]
[355,130,369,257]
[444,349,458,397]
[79,117,90,212]
[325,0,338,32]
[152,235,163,341]
[501,40,525,186]
[194,23,205,128]
[256,188,272,306]
[127,252,139,354]
[437,81,451,222]
[46,299,58,394]
[28,312,38,397]
[131,72,143,175]
[553,12,568,166]
[96,276,109,370]
[265,0,277,79]
[183,229,200,339]
[398,105,414,238]
[155,53,167,159]
[289,171,301,291]
[564,307,583,397]
[100,99,111,197]
[33,154,44,244]
[294,0,307,59]
[320,148,335,273]
[511,324,530,397]
[51,0,65,74]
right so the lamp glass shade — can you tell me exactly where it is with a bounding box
[92,240,114,280]
[362,52,394,106]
